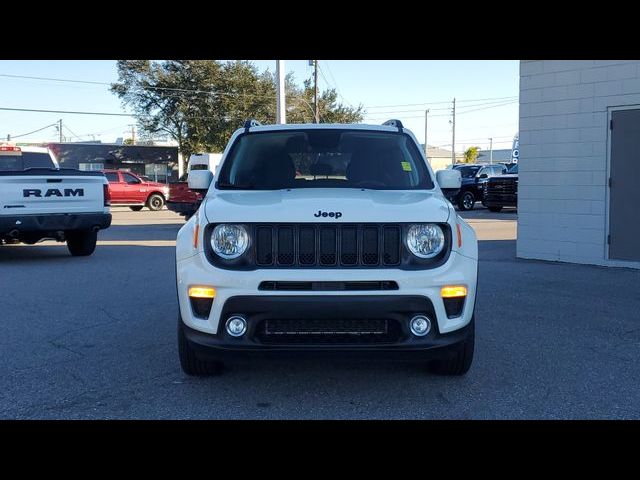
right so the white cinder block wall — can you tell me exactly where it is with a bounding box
[518,60,640,268]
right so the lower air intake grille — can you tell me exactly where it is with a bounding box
[254,318,402,344]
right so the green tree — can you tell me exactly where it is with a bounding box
[463,146,481,163]
[111,60,364,170]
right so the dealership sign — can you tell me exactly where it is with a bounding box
[511,134,519,163]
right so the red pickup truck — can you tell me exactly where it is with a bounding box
[166,174,202,219]
[103,170,170,211]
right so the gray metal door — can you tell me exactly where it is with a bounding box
[609,109,640,261]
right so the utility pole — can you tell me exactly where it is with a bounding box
[6,134,10,141]
[276,60,286,124]
[130,125,136,145]
[313,60,319,123]
[58,119,63,143]
[451,98,456,165]
[489,137,493,164]
[424,109,429,156]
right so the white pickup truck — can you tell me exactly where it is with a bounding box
[0,144,112,256]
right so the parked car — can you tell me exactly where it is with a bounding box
[167,153,222,220]
[175,120,478,377]
[448,163,508,210]
[103,169,169,211]
[482,163,518,212]
[0,144,111,255]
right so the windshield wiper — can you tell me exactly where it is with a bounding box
[217,182,256,190]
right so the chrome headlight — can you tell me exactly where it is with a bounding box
[211,224,249,259]
[406,224,445,259]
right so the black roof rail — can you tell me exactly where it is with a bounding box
[382,119,404,131]
[243,119,262,132]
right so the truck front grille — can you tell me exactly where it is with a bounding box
[486,180,517,196]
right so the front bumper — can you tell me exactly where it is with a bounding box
[181,299,473,359]
[0,212,112,235]
[482,195,517,208]
[177,248,478,341]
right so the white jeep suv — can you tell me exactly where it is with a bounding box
[175,120,477,376]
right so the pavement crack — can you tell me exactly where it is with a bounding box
[49,308,125,343]
[48,340,84,357]
[97,306,125,323]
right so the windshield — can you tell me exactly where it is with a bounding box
[507,163,518,174]
[0,152,54,171]
[217,129,434,190]
[453,165,482,178]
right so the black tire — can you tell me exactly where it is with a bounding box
[129,206,144,212]
[178,317,224,376]
[458,191,476,211]
[428,316,474,376]
[147,194,165,211]
[488,206,503,212]
[66,230,97,256]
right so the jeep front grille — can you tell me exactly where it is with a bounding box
[255,223,402,268]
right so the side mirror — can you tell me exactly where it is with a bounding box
[478,173,488,179]
[436,169,461,198]
[188,169,213,193]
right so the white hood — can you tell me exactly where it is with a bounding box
[203,188,451,224]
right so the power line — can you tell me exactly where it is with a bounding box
[0,106,134,117]
[0,72,279,100]
[9,122,58,139]
[323,61,355,107]
[0,106,227,121]
[364,96,518,109]
[63,124,83,141]
[0,73,110,85]
[363,100,518,120]
[75,123,134,138]
[1,72,520,113]
[457,99,518,115]
[316,63,331,90]
[365,98,519,116]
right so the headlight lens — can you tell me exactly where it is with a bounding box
[406,224,445,259]
[211,224,249,259]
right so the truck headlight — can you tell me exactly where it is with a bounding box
[211,224,249,259]
[406,224,445,259]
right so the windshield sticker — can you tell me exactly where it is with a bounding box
[401,161,412,172]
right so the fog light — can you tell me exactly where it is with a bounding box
[226,316,247,337]
[409,315,431,337]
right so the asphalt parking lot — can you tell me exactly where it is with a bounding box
[1,205,639,419]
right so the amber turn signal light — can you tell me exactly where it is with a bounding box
[441,285,467,298]
[188,286,216,299]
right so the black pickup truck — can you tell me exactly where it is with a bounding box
[482,163,518,212]
[448,163,508,211]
